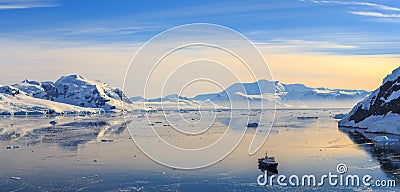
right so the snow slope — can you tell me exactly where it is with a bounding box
[0,85,97,115]
[339,67,400,134]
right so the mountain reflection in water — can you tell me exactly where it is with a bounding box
[0,116,129,151]
[339,128,400,183]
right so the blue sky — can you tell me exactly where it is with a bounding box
[0,0,399,96]
[1,0,399,54]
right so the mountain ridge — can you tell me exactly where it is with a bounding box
[339,66,400,134]
[0,75,373,115]
[138,79,371,109]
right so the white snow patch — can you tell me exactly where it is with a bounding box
[0,92,98,115]
[381,90,400,103]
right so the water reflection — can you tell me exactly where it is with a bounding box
[0,116,129,151]
[339,128,400,182]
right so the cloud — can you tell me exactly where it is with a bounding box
[353,2,400,12]
[350,11,400,18]
[58,25,162,37]
[256,39,358,55]
[0,0,57,9]
[248,30,400,55]
[0,22,165,45]
[301,0,400,22]
[276,39,357,49]
[302,0,400,12]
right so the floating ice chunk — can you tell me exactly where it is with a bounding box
[6,145,19,149]
[247,123,259,128]
[333,114,345,119]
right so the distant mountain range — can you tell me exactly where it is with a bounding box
[0,74,372,115]
[136,79,370,109]
[339,66,400,134]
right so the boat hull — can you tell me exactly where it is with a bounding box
[258,159,278,170]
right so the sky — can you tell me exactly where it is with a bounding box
[0,0,399,97]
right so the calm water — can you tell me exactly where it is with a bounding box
[0,109,398,191]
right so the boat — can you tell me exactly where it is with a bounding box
[258,153,278,171]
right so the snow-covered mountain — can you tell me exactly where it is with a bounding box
[0,85,97,115]
[191,80,370,108]
[133,80,369,109]
[339,67,400,134]
[13,75,132,112]
[193,80,274,102]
